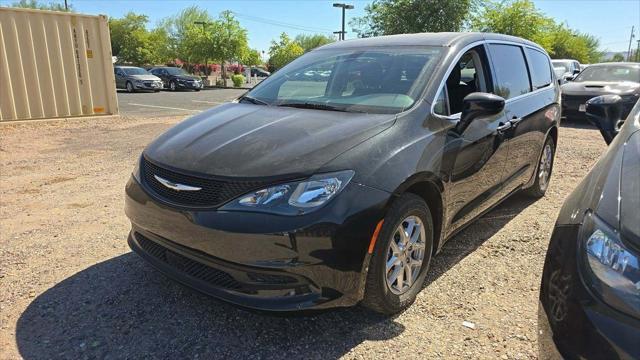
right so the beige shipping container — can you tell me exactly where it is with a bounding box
[0,7,118,121]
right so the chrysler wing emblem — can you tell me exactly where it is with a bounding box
[154,175,202,191]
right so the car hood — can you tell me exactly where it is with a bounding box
[128,74,161,81]
[562,81,640,96]
[144,103,396,178]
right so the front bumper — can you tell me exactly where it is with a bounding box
[125,175,391,311]
[538,225,640,359]
[562,94,638,121]
[133,81,163,90]
[176,81,203,89]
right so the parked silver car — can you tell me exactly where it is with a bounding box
[114,66,163,92]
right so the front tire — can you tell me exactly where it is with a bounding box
[125,81,134,93]
[524,136,555,198]
[170,81,177,91]
[362,193,434,314]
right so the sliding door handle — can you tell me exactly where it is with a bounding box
[510,117,524,126]
[497,122,512,132]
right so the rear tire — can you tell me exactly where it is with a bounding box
[523,136,555,198]
[362,193,434,315]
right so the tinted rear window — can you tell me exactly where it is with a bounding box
[488,44,531,99]
[526,48,552,89]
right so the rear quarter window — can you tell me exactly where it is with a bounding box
[488,44,532,99]
[525,48,553,89]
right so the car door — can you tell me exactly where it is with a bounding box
[436,45,511,237]
[486,43,555,194]
[114,68,125,88]
[152,69,167,87]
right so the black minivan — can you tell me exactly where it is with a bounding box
[125,33,560,314]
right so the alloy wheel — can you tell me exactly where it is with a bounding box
[385,216,427,295]
[170,81,176,91]
[538,143,553,191]
[126,82,133,93]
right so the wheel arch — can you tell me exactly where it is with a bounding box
[392,172,445,254]
[547,125,558,147]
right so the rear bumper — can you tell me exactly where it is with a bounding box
[125,175,391,311]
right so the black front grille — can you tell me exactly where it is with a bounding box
[136,233,242,290]
[141,158,268,207]
[562,94,597,108]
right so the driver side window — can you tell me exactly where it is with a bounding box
[437,47,490,115]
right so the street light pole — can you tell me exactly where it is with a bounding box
[626,26,635,62]
[333,3,354,40]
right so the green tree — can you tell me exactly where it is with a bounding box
[243,48,262,66]
[294,34,334,52]
[610,53,625,62]
[10,0,72,11]
[471,0,602,63]
[160,6,213,63]
[350,0,474,38]
[109,12,171,66]
[213,11,249,79]
[471,0,553,47]
[268,33,304,70]
[542,25,602,63]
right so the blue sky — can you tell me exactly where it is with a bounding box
[3,0,639,56]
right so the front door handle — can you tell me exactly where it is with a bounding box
[497,122,512,133]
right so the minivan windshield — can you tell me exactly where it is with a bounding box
[123,67,149,75]
[244,46,443,114]
[573,65,640,83]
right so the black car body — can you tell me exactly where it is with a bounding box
[250,68,270,77]
[561,62,640,121]
[114,66,163,92]
[125,33,561,313]
[538,97,640,359]
[149,67,203,91]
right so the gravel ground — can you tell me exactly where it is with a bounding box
[0,115,606,359]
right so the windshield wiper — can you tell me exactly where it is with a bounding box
[278,102,352,112]
[239,96,268,105]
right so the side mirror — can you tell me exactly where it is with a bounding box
[565,75,574,81]
[585,95,624,145]
[573,69,581,75]
[457,92,505,133]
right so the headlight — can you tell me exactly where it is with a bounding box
[581,212,640,318]
[220,170,354,215]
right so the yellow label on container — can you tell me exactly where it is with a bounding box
[86,49,93,58]
[93,106,105,113]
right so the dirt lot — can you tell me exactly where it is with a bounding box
[0,114,606,359]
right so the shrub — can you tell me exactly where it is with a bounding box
[231,74,245,87]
